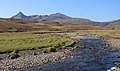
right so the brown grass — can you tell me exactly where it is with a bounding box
[0,18,103,32]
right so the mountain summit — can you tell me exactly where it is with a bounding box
[46,13,71,21]
[12,12,29,19]
[17,12,24,16]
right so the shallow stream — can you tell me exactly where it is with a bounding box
[24,36,120,71]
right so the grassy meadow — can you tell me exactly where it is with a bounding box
[75,29,120,39]
[0,32,74,53]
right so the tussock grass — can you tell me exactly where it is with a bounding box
[8,51,19,59]
[0,33,74,53]
[75,29,120,39]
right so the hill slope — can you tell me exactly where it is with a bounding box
[107,19,120,28]
[0,18,102,32]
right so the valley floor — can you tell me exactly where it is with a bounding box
[0,33,120,71]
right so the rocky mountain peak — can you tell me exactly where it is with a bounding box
[12,12,28,19]
[17,12,24,15]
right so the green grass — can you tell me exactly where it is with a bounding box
[75,29,120,39]
[0,33,74,53]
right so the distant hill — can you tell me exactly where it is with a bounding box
[107,19,120,28]
[0,18,102,32]
[12,12,109,26]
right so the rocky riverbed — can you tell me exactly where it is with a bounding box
[0,45,78,71]
[24,36,120,71]
[0,35,120,71]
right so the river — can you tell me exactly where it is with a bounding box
[24,36,120,71]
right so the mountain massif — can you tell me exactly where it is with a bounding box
[0,12,119,33]
[11,12,120,28]
[11,12,107,26]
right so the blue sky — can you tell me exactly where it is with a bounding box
[0,0,120,22]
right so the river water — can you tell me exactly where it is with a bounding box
[24,36,120,71]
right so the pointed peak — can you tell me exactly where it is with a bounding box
[18,11,23,13]
[12,11,28,19]
[17,11,24,15]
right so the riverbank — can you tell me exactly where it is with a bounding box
[24,36,120,71]
[106,39,120,51]
[0,45,78,71]
[0,33,120,71]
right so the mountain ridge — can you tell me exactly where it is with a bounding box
[11,12,120,27]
